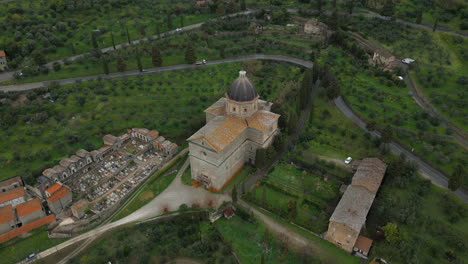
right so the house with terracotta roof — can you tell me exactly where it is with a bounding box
[16,198,45,225]
[0,50,8,71]
[0,186,26,207]
[325,158,387,258]
[0,176,23,192]
[0,205,15,234]
[45,183,72,214]
[187,71,279,190]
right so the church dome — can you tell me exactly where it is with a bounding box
[227,71,258,102]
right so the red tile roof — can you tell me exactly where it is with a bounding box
[0,50,5,57]
[47,186,71,203]
[16,198,42,217]
[45,183,62,196]
[354,235,373,253]
[149,130,159,137]
[0,204,14,223]
[0,187,25,204]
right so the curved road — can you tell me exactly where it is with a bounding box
[2,53,466,202]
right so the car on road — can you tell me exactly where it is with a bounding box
[344,157,352,164]
[175,28,182,32]
[26,253,36,261]
[402,58,415,64]
[195,59,207,65]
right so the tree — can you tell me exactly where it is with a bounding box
[381,124,393,143]
[382,222,403,245]
[111,30,116,50]
[381,0,395,17]
[136,54,143,72]
[102,57,109,75]
[241,0,246,11]
[52,62,61,72]
[152,45,162,67]
[346,0,356,14]
[167,13,173,29]
[125,26,131,44]
[32,52,46,65]
[432,18,438,32]
[180,15,184,27]
[185,43,196,64]
[287,200,297,220]
[448,164,464,191]
[325,73,340,100]
[366,120,377,131]
[315,0,322,15]
[116,56,127,72]
[255,148,268,168]
[231,185,238,204]
[216,2,225,16]
[328,9,339,30]
[415,10,423,24]
[91,32,98,48]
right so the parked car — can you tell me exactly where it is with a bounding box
[195,59,207,65]
[344,157,352,164]
[175,28,182,32]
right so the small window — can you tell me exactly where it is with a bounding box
[244,108,247,112]
[202,151,207,156]
[233,107,236,111]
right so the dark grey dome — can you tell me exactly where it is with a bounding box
[227,71,258,102]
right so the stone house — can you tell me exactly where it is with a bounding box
[0,50,8,71]
[188,71,279,190]
[71,199,88,219]
[353,235,373,258]
[0,205,15,234]
[16,198,45,225]
[371,50,398,71]
[45,183,72,214]
[131,128,159,142]
[0,187,26,207]
[304,18,328,36]
[325,158,387,257]
[0,176,23,193]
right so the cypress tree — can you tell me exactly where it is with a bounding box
[102,57,109,75]
[91,32,98,48]
[185,43,196,64]
[152,45,162,67]
[111,30,116,50]
[241,0,246,11]
[232,186,238,204]
[167,13,173,29]
[448,164,464,191]
[126,26,131,44]
[180,15,184,27]
[136,54,142,72]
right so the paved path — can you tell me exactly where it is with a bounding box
[334,96,468,202]
[34,157,231,262]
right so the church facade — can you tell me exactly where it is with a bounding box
[187,71,280,190]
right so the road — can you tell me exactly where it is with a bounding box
[34,157,231,262]
[334,96,468,202]
[2,53,465,202]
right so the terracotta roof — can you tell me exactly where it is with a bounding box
[76,149,89,158]
[71,199,88,212]
[16,198,42,217]
[47,186,71,203]
[0,187,25,204]
[189,116,247,152]
[0,50,5,57]
[223,206,235,218]
[103,134,117,145]
[149,130,159,137]
[352,158,387,193]
[45,183,62,196]
[204,98,227,117]
[0,205,14,223]
[329,185,375,232]
[0,176,22,189]
[246,110,280,132]
[354,235,373,253]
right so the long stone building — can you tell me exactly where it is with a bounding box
[325,158,387,258]
[188,71,280,190]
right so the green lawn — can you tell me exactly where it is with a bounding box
[0,227,68,264]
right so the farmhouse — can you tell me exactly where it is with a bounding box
[325,158,387,258]
[16,198,46,225]
[0,176,23,193]
[0,186,26,207]
[0,50,8,71]
[188,71,279,190]
[0,205,15,234]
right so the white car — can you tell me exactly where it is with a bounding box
[344,157,352,164]
[397,76,404,80]
[402,58,415,64]
[175,28,182,32]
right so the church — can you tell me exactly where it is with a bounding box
[187,71,280,190]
